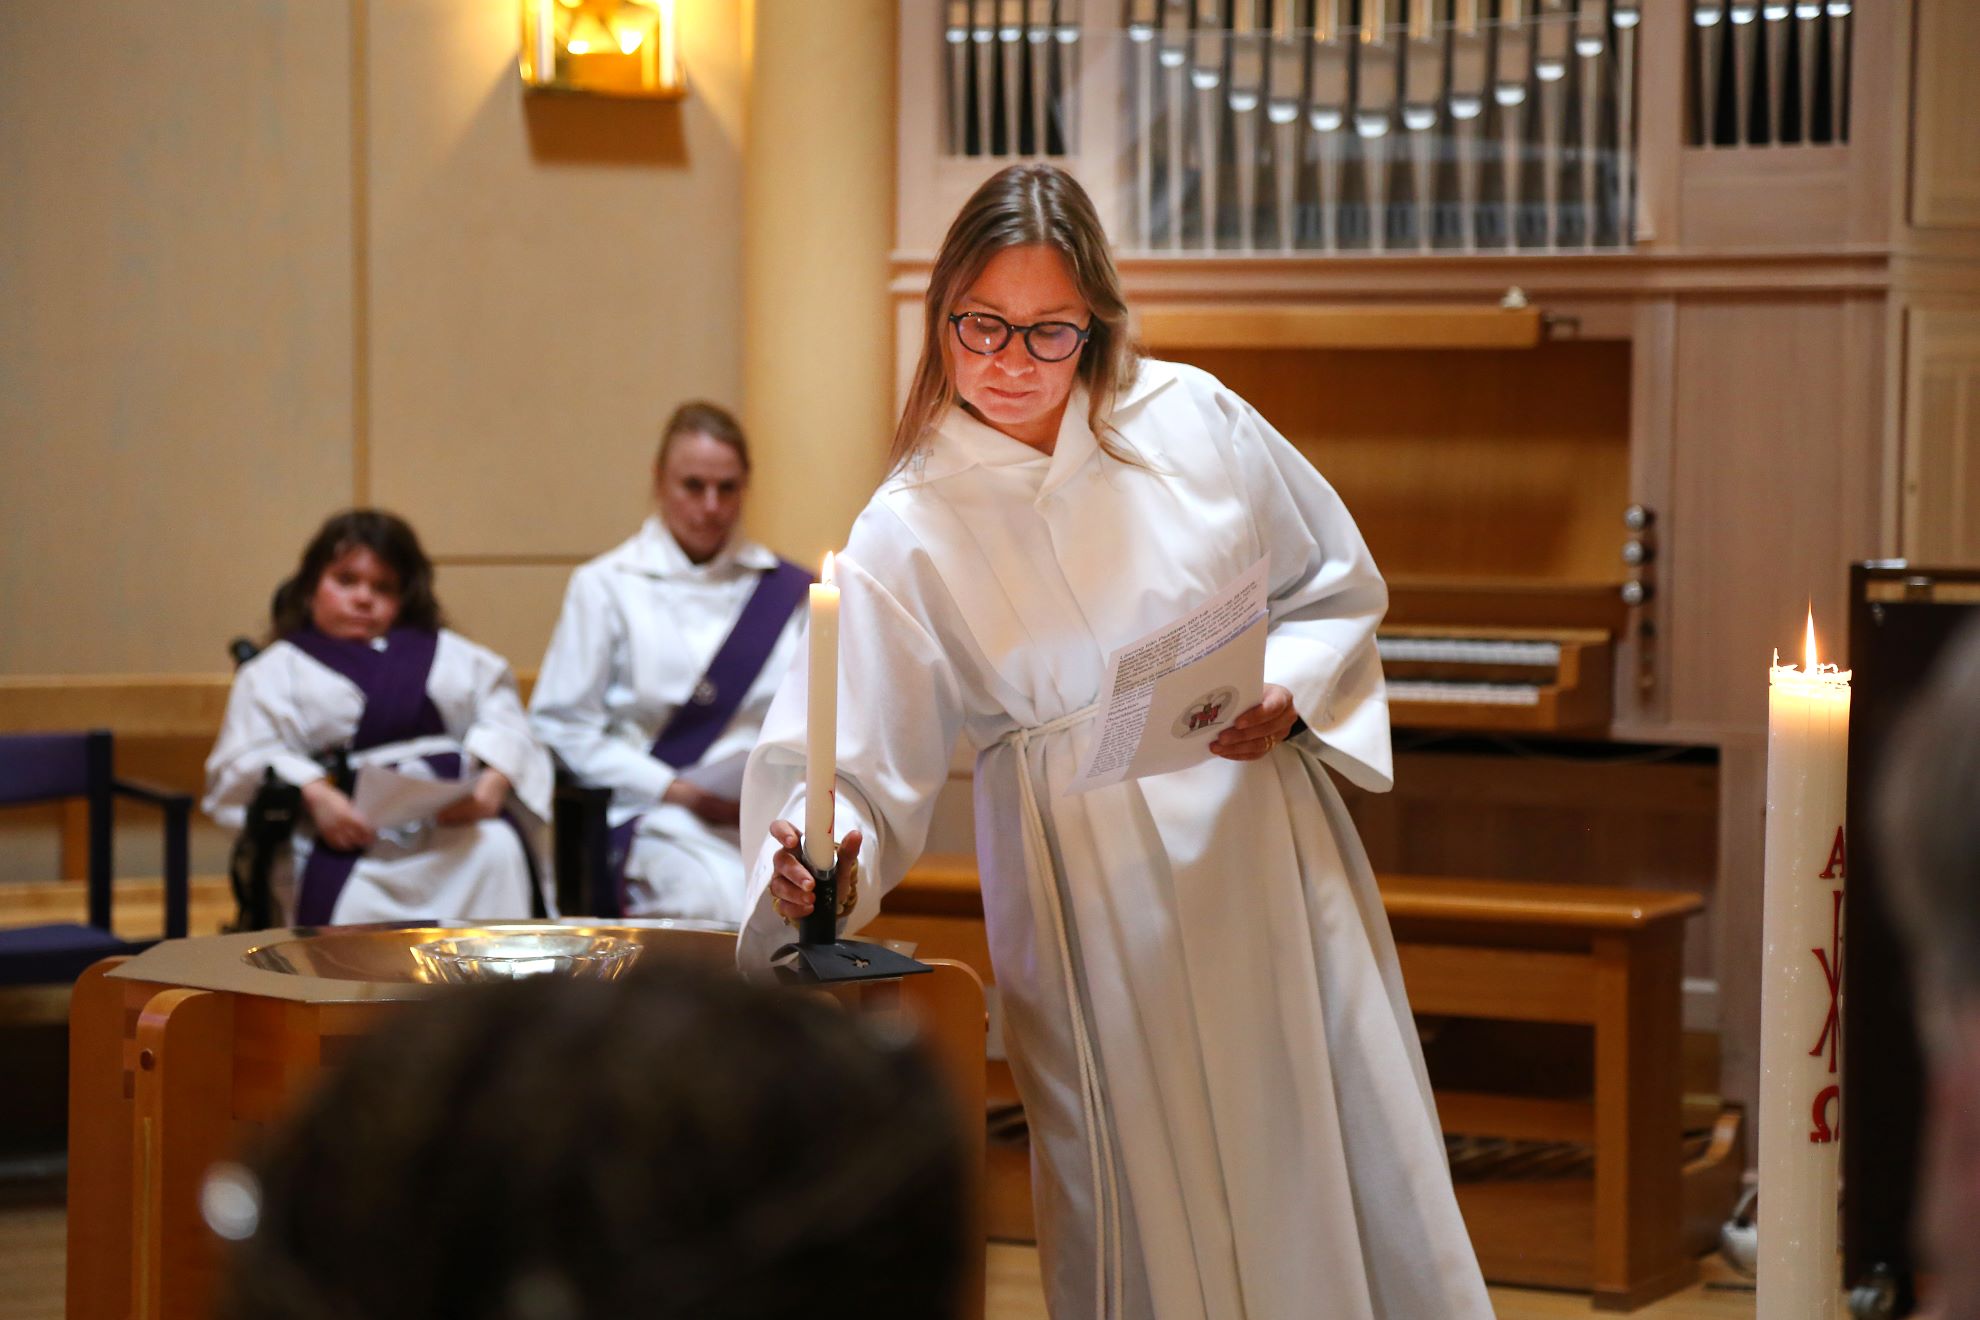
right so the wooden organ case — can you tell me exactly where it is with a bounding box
[891,0,1980,1307]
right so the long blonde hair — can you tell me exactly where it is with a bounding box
[888,163,1143,474]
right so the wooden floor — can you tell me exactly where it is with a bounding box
[984,1241,1757,1318]
[0,888,1759,1318]
[0,1197,1755,1320]
[0,1201,62,1320]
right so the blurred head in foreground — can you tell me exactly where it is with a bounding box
[1876,618,1980,1320]
[215,957,968,1320]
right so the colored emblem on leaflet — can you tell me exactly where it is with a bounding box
[1173,687,1238,739]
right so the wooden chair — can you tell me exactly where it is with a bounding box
[0,729,191,985]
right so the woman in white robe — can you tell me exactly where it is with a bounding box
[740,164,1491,1318]
[205,511,552,926]
[530,403,808,924]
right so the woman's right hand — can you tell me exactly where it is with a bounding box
[766,819,863,921]
[302,778,376,851]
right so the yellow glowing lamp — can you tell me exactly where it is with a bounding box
[521,0,684,99]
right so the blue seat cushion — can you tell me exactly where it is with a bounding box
[0,923,142,986]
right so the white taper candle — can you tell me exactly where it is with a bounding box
[1758,609,1849,1320]
[805,554,840,870]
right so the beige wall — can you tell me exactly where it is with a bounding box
[0,3,355,676]
[741,0,896,571]
[1,0,751,679]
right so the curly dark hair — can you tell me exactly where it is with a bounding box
[269,509,444,640]
[215,956,970,1320]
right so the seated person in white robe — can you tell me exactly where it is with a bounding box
[204,510,553,926]
[530,402,808,925]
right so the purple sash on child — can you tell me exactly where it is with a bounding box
[287,628,536,926]
[606,561,811,895]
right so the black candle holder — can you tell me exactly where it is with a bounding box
[769,845,931,984]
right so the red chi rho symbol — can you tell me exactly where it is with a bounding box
[1809,888,1843,1077]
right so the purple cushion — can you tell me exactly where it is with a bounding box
[0,923,136,986]
[0,733,94,806]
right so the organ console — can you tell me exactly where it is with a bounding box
[1379,625,1613,731]
[894,0,1980,1304]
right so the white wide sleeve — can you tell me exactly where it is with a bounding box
[1221,389,1394,792]
[450,636,555,821]
[528,567,677,807]
[202,657,330,830]
[736,547,968,972]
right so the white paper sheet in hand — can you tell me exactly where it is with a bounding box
[677,749,748,801]
[351,765,475,831]
[1067,556,1270,794]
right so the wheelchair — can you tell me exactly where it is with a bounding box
[223,637,612,930]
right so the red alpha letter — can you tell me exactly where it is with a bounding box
[1820,826,1847,880]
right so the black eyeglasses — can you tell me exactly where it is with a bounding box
[948,311,1092,363]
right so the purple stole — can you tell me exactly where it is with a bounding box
[607,561,811,895]
[286,627,536,925]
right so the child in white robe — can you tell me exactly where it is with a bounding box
[204,510,552,925]
[741,164,1494,1319]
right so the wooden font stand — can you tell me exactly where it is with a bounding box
[67,930,986,1320]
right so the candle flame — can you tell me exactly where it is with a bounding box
[1804,606,1818,672]
[821,551,836,585]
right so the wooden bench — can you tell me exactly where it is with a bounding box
[867,857,1706,1311]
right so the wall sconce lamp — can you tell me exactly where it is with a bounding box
[521,0,684,99]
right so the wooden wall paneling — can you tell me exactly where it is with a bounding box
[1169,343,1633,588]
[1901,307,1980,565]
[1630,0,1690,249]
[1673,0,1897,251]
[1665,298,1883,732]
[1616,300,1679,730]
[1909,0,1980,231]
[1844,0,1901,246]
[1712,734,1767,1125]
[1679,148,1855,251]
[1844,293,1896,562]
[1883,296,1911,554]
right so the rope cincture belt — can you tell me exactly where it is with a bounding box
[1000,704,1124,1318]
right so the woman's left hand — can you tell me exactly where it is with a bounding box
[1209,683,1299,762]
[437,769,511,826]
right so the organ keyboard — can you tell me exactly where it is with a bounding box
[1378,625,1611,733]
